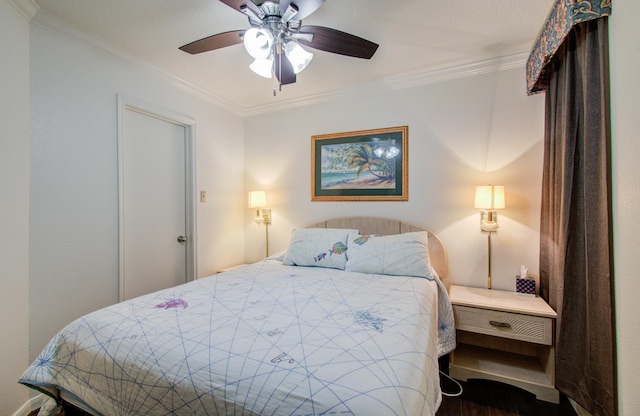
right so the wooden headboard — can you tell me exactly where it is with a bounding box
[307,217,447,279]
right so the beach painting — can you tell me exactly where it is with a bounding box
[311,126,408,201]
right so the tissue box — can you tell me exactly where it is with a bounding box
[516,276,536,296]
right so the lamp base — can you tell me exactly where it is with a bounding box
[487,231,493,289]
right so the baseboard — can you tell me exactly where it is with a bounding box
[12,394,45,416]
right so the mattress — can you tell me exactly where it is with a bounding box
[20,258,455,415]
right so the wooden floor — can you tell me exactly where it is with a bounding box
[31,378,578,416]
[437,377,578,416]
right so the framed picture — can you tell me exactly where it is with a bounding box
[311,126,408,201]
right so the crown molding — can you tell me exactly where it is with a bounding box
[242,52,530,117]
[30,10,246,117]
[6,0,39,21]
[30,8,528,119]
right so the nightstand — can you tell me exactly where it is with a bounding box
[448,285,559,403]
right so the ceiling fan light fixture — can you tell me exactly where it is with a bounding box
[180,0,380,90]
[249,57,273,78]
[284,41,313,74]
[281,4,299,23]
[243,28,274,59]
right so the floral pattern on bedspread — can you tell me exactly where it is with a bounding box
[20,260,455,416]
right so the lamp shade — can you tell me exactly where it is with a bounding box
[248,191,267,209]
[243,28,274,59]
[249,57,273,79]
[284,41,313,74]
[474,185,505,209]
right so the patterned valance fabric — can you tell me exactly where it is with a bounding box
[526,0,611,95]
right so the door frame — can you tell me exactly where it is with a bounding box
[117,94,198,302]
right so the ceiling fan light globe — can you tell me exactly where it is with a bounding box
[249,57,273,78]
[284,41,313,74]
[244,28,274,59]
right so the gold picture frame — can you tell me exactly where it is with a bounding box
[311,126,408,201]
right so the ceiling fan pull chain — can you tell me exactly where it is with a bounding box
[277,47,283,94]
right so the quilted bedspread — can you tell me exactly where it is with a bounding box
[20,259,455,415]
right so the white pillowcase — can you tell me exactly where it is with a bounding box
[282,228,359,270]
[345,231,434,279]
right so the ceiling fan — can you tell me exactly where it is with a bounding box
[179,0,379,92]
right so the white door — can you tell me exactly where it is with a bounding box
[118,97,197,301]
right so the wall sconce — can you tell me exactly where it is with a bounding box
[474,185,505,289]
[248,191,271,257]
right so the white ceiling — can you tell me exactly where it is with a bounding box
[31,0,554,112]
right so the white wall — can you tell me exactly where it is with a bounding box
[244,63,545,291]
[0,1,31,414]
[610,2,640,415]
[28,21,247,359]
[6,3,635,415]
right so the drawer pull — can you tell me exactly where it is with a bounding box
[489,320,511,328]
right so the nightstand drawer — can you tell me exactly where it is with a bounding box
[453,305,553,345]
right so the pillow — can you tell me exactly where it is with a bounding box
[345,231,434,279]
[282,228,359,270]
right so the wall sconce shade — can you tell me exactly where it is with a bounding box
[475,185,505,233]
[248,191,267,209]
[474,185,505,210]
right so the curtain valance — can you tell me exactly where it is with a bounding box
[526,0,611,95]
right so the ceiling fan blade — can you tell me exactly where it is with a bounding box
[179,30,245,55]
[279,0,325,21]
[274,51,296,85]
[298,25,379,59]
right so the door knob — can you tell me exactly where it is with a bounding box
[177,236,187,244]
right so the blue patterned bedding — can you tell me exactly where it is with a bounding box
[20,259,455,415]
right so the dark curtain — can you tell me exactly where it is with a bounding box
[539,18,616,416]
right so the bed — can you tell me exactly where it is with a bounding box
[20,217,456,416]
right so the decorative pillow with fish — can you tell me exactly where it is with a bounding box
[282,228,359,270]
[345,231,434,279]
